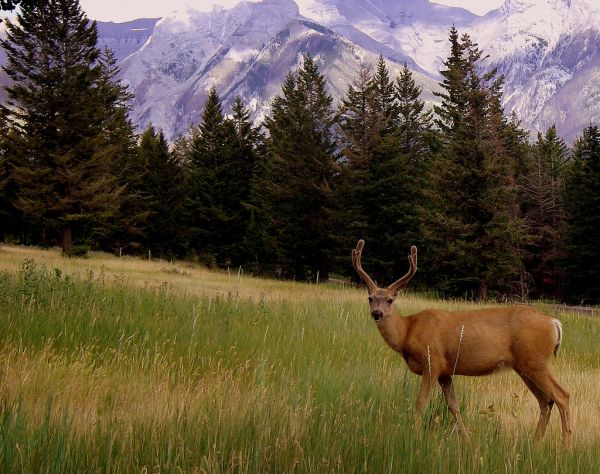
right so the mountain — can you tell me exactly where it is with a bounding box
[117,0,439,140]
[294,0,600,142]
[0,17,157,108]
[2,0,600,143]
[471,0,600,141]
[113,0,600,142]
[96,18,159,63]
[0,23,8,105]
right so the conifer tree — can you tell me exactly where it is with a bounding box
[395,63,435,159]
[186,86,230,264]
[257,54,337,280]
[367,60,433,282]
[427,27,525,299]
[137,125,187,258]
[185,89,261,266]
[336,63,379,268]
[95,47,144,252]
[341,57,401,281]
[0,114,17,241]
[228,96,264,267]
[522,125,568,298]
[1,0,131,251]
[563,125,600,303]
[371,55,398,129]
[337,59,435,283]
[338,63,380,169]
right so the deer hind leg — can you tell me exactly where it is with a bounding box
[516,371,554,440]
[438,375,469,439]
[521,367,572,442]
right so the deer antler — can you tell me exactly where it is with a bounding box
[388,245,417,294]
[352,240,377,293]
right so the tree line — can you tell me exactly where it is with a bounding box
[1,0,600,303]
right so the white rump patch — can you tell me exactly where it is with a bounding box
[552,319,563,355]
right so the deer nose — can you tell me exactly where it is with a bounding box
[371,310,383,321]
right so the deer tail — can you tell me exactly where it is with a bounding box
[552,319,563,356]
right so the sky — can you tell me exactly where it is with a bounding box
[77,0,505,23]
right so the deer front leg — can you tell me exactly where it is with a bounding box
[415,372,437,429]
[438,375,469,438]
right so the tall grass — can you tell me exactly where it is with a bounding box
[0,247,599,472]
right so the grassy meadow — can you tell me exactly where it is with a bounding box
[0,245,599,473]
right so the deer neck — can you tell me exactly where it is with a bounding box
[376,310,409,353]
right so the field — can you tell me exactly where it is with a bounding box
[0,245,599,473]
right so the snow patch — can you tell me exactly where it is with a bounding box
[294,0,345,24]
[226,45,259,62]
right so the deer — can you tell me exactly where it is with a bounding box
[352,239,571,442]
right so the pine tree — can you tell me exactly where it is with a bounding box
[395,63,435,159]
[433,26,469,135]
[95,47,143,252]
[521,126,568,298]
[337,59,436,284]
[184,89,261,267]
[1,0,131,251]
[336,62,379,270]
[337,62,380,169]
[367,61,433,283]
[228,96,264,267]
[563,125,600,303]
[0,114,15,241]
[345,57,402,282]
[426,28,525,299]
[371,55,398,129]
[137,125,187,258]
[257,54,338,280]
[186,86,229,264]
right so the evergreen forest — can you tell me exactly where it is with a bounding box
[2,0,600,304]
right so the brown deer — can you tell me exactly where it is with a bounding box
[352,239,571,441]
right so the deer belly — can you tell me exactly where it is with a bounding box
[453,358,512,376]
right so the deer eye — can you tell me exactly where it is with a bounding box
[368,296,373,303]
[387,298,394,304]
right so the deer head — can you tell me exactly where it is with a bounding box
[351,239,417,322]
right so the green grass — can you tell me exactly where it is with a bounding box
[0,249,599,472]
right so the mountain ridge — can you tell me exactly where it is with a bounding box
[2,0,600,143]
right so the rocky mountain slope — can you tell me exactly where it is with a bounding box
[96,18,159,63]
[2,0,600,143]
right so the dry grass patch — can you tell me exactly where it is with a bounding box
[0,244,354,304]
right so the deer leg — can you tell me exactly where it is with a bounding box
[438,375,469,438]
[522,368,572,442]
[415,372,437,429]
[516,372,553,441]
[548,373,572,443]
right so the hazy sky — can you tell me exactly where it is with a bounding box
[78,0,505,23]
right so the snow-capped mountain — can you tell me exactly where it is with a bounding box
[117,0,439,139]
[293,0,600,142]
[0,17,157,109]
[2,0,600,142]
[113,0,600,142]
[96,18,159,63]
[471,0,600,141]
